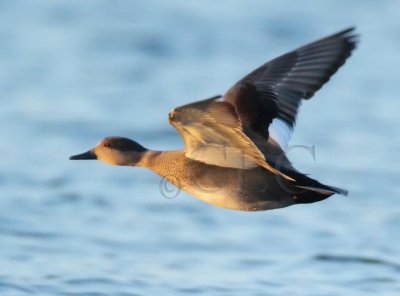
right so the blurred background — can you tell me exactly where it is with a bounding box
[0,0,399,295]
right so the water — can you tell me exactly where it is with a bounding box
[0,0,399,295]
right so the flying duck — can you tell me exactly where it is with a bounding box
[70,28,358,211]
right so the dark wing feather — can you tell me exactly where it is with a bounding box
[224,27,358,128]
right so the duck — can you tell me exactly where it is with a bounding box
[70,27,358,211]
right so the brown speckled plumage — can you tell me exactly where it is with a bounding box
[139,150,309,211]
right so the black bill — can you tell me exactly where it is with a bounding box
[69,150,97,160]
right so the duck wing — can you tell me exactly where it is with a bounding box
[223,27,358,149]
[168,96,293,181]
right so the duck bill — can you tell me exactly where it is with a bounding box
[69,150,97,160]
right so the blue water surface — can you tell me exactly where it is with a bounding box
[0,1,399,295]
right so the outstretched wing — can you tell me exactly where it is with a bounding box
[224,27,358,148]
[168,96,293,181]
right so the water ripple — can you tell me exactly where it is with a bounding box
[0,281,34,294]
[314,254,400,271]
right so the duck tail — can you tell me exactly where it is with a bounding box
[295,184,348,196]
[284,170,348,204]
[293,182,348,204]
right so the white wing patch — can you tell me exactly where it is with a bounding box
[268,118,293,150]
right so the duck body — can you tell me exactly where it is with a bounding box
[138,149,337,211]
[70,28,357,211]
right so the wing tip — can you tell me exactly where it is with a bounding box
[336,26,360,46]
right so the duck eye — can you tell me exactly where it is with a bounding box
[104,142,111,148]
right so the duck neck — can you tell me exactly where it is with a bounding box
[136,150,163,168]
[136,150,187,181]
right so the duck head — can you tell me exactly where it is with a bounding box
[70,137,147,166]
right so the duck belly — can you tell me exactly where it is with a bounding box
[181,166,295,211]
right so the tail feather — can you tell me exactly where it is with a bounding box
[295,185,348,196]
[284,169,348,204]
